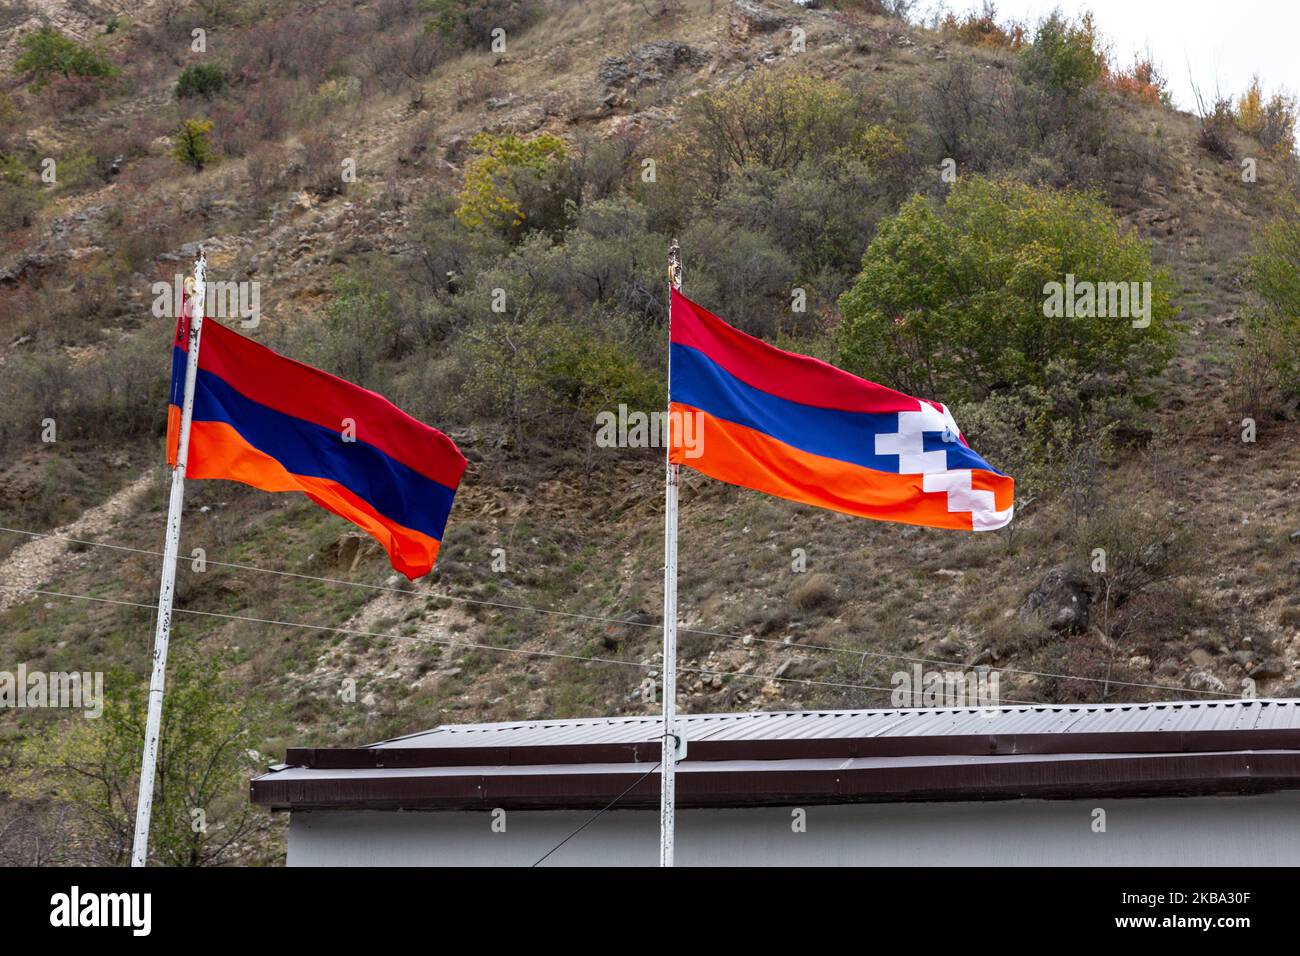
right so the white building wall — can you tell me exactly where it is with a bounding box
[285,790,1300,866]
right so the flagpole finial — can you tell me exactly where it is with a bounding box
[668,238,682,291]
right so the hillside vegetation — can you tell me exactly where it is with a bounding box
[2,0,1300,864]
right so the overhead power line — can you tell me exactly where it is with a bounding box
[4,583,1025,701]
[0,522,1237,702]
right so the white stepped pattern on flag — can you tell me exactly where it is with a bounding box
[874,403,1012,530]
[873,403,955,474]
[923,470,1013,531]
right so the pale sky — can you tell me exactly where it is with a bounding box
[931,0,1298,112]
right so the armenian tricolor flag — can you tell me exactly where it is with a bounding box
[667,289,1013,531]
[167,302,466,578]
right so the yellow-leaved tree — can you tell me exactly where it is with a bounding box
[454,132,570,234]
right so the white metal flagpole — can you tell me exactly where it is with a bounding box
[659,240,683,867]
[131,249,207,867]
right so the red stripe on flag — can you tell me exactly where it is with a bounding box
[669,289,920,414]
[194,321,467,491]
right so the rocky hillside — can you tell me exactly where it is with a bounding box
[2,0,1300,864]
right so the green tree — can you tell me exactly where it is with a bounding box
[9,650,264,866]
[1244,200,1300,397]
[175,63,226,99]
[318,274,399,385]
[666,72,870,206]
[421,0,538,48]
[562,196,666,316]
[14,27,119,90]
[172,118,216,170]
[0,91,19,128]
[462,313,660,451]
[837,177,1175,403]
[0,153,39,230]
[1017,11,1105,98]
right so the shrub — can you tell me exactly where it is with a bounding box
[1259,95,1297,154]
[314,274,402,386]
[705,157,898,309]
[0,327,167,448]
[0,152,26,184]
[14,27,120,90]
[1077,501,1201,608]
[364,29,444,94]
[571,133,638,205]
[172,118,216,170]
[11,649,264,866]
[680,219,793,337]
[295,129,346,197]
[938,1,1026,49]
[916,51,1158,189]
[0,91,19,130]
[410,192,510,302]
[1229,332,1289,424]
[0,153,39,230]
[791,573,836,611]
[460,311,661,451]
[454,132,572,235]
[1193,90,1236,160]
[1017,11,1105,99]
[562,196,666,319]
[837,177,1175,403]
[1244,201,1300,399]
[667,72,867,203]
[0,179,39,231]
[1100,54,1169,106]
[951,360,1138,507]
[434,230,663,447]
[420,0,538,49]
[1234,77,1298,154]
[451,67,507,110]
[48,148,98,191]
[1236,77,1267,137]
[89,115,161,173]
[175,62,226,99]
[920,57,1011,171]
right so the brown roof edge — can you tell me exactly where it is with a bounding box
[283,728,1300,770]
[250,751,1300,811]
[285,741,664,770]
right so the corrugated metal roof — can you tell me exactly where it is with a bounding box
[373,699,1300,750]
[254,699,1300,810]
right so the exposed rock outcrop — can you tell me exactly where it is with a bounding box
[729,0,788,41]
[598,41,708,94]
[1020,567,1094,634]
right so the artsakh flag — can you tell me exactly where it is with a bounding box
[167,298,467,578]
[668,290,1013,531]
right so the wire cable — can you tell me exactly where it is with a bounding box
[3,583,1032,701]
[0,524,1237,699]
[530,761,662,867]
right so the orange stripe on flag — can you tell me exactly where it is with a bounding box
[971,467,1015,512]
[186,420,441,577]
[669,403,994,531]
